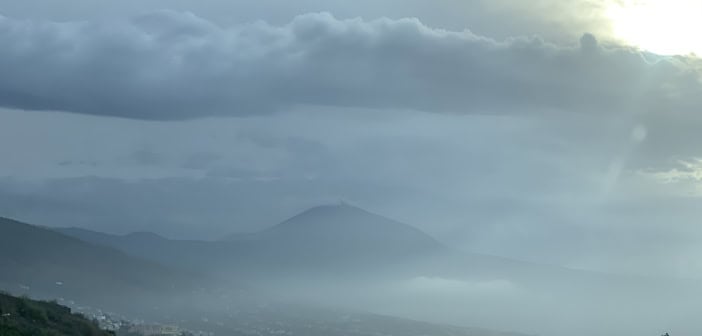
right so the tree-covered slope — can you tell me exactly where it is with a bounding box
[0,292,113,336]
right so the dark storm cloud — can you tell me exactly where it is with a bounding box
[0,11,699,119]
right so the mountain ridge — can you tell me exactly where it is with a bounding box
[0,217,195,314]
[53,204,450,275]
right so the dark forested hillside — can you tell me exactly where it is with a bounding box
[0,292,113,336]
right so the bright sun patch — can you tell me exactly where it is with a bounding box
[606,0,702,56]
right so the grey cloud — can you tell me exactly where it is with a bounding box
[131,147,166,165]
[0,0,609,41]
[0,11,700,119]
[182,151,222,169]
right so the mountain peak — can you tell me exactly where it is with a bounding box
[261,204,444,256]
[286,202,373,220]
[266,203,396,231]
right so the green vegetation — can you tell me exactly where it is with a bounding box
[0,292,113,336]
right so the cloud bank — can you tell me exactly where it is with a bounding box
[0,11,700,119]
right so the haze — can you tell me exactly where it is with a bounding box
[1,1,701,336]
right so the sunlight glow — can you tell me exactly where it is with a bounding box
[606,0,702,56]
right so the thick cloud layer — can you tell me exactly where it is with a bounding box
[0,11,700,119]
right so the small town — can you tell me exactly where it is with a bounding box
[61,299,212,336]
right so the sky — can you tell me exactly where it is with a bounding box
[1,0,702,278]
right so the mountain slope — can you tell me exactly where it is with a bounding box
[32,208,702,336]
[58,204,448,276]
[259,203,444,255]
[246,203,447,272]
[0,292,113,336]
[0,217,193,312]
[53,204,650,291]
[54,204,571,280]
[54,227,234,275]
